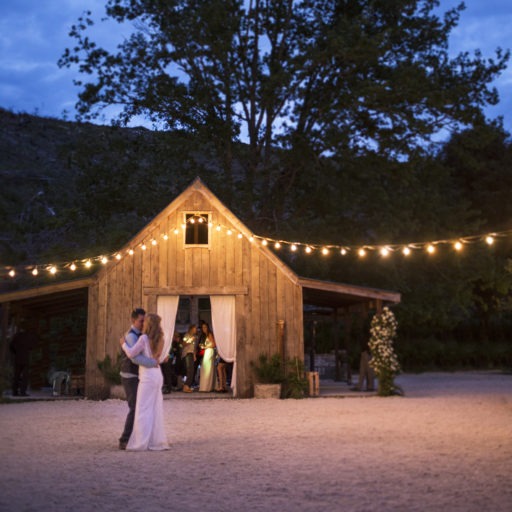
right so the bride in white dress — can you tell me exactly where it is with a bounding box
[121,313,169,451]
[199,323,216,392]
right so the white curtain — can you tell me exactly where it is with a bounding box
[210,295,237,397]
[157,296,179,364]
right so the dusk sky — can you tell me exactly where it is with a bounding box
[1,0,511,133]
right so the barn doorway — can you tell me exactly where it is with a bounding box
[175,296,211,333]
[157,294,237,395]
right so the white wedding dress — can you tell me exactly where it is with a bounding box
[123,334,169,451]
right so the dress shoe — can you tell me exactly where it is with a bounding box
[183,385,193,393]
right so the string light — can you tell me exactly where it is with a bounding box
[3,210,510,278]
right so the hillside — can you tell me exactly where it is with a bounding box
[0,109,225,282]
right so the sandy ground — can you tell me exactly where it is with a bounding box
[0,372,511,512]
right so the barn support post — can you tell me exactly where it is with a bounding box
[276,319,285,362]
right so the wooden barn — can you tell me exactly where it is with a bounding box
[0,178,400,397]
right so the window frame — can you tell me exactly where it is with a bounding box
[183,212,211,248]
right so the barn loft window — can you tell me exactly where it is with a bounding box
[184,213,210,246]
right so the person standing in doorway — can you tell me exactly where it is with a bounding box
[118,308,158,450]
[199,322,216,392]
[181,324,198,393]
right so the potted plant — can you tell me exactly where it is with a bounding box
[97,354,125,399]
[251,353,285,398]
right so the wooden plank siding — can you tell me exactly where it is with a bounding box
[86,197,301,398]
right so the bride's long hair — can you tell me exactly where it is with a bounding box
[143,313,164,359]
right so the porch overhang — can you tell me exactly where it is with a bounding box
[0,278,93,315]
[298,276,400,310]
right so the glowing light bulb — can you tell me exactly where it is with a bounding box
[116,253,122,260]
[427,245,435,254]
[291,244,297,252]
[198,217,204,223]
[128,249,134,256]
[238,233,243,239]
[190,218,195,224]
[485,236,494,245]
[163,234,168,241]
[454,241,463,251]
[101,256,108,264]
[305,246,312,254]
[141,244,147,251]
[275,242,281,249]
[8,269,15,277]
[174,228,179,235]
[358,248,366,257]
[49,266,57,274]
[32,268,39,276]
[249,236,254,243]
[340,248,347,256]
[322,247,329,255]
[152,239,157,246]
[380,247,390,257]
[216,225,221,232]
[85,260,92,268]
[402,247,411,256]
[181,224,186,230]
[227,229,233,236]
[70,263,77,271]
[262,239,268,246]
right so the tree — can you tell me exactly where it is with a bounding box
[59,0,509,231]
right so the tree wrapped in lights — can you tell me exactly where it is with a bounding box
[369,307,402,396]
